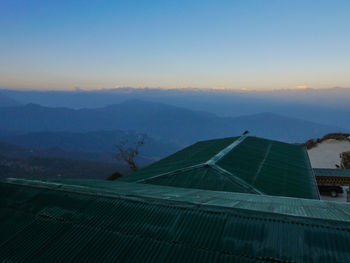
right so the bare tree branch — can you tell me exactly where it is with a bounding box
[115,134,147,172]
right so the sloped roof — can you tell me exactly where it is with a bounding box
[2,178,350,263]
[120,136,319,199]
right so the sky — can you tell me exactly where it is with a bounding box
[0,0,349,90]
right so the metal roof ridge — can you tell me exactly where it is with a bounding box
[4,178,350,224]
[211,164,265,195]
[135,163,205,183]
[0,177,337,204]
[205,134,248,165]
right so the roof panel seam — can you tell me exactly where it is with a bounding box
[251,142,273,186]
[211,165,265,195]
[205,134,248,165]
[135,163,205,183]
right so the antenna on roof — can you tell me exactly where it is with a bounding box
[243,130,249,135]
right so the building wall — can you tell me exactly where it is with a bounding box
[308,139,350,168]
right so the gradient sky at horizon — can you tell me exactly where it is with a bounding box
[0,0,349,90]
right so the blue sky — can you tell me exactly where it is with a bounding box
[0,0,349,90]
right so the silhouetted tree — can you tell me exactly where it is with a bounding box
[115,134,146,172]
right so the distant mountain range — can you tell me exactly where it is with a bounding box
[0,97,348,181]
[2,87,350,109]
[2,87,350,129]
[0,100,345,145]
[1,89,348,181]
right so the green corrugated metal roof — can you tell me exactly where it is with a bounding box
[2,178,350,262]
[314,168,350,177]
[1,135,343,262]
[5,178,350,221]
[120,137,239,183]
[120,136,319,199]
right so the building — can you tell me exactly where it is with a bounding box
[1,135,350,262]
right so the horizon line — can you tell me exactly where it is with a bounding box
[1,86,349,93]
